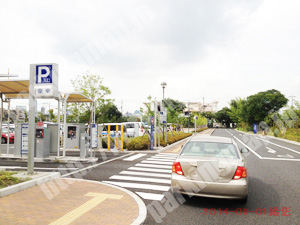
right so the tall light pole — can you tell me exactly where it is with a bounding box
[161,82,167,142]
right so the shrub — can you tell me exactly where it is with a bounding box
[0,171,23,189]
[127,132,192,150]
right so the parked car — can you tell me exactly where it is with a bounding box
[1,128,14,144]
[171,136,249,203]
[122,122,146,137]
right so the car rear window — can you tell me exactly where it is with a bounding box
[181,142,240,159]
[126,124,135,128]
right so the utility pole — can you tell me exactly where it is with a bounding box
[202,97,205,113]
[121,100,123,121]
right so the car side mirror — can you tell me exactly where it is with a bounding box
[240,148,249,153]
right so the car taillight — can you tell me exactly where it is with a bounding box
[233,166,247,180]
[172,162,184,175]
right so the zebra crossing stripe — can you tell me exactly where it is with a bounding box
[119,171,171,178]
[135,163,172,169]
[102,181,170,191]
[136,192,165,201]
[128,167,172,173]
[109,175,171,184]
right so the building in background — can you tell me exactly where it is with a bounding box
[183,101,218,114]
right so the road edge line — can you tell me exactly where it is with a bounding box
[233,136,263,159]
[62,152,134,178]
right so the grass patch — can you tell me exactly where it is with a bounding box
[0,171,26,189]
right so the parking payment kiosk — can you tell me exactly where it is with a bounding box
[35,125,50,158]
[65,123,86,149]
[90,123,98,148]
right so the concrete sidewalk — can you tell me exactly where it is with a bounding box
[0,178,146,225]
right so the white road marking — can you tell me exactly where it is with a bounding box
[151,156,177,160]
[135,163,172,169]
[136,192,165,201]
[62,152,134,177]
[147,158,175,162]
[0,166,78,171]
[123,153,147,161]
[128,167,172,173]
[120,171,171,178]
[102,181,170,191]
[233,136,263,159]
[262,157,300,162]
[157,153,178,156]
[266,147,276,154]
[277,154,294,158]
[256,137,300,155]
[141,160,173,165]
[109,175,171,184]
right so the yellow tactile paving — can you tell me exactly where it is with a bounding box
[0,179,139,225]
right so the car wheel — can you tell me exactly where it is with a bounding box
[1,137,6,144]
[238,196,248,204]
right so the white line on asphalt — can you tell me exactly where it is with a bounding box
[277,154,294,158]
[123,153,147,161]
[135,163,172,169]
[109,175,171,184]
[128,167,172,173]
[62,152,134,177]
[141,160,173,165]
[120,171,171,178]
[0,166,79,171]
[233,136,263,159]
[102,181,170,191]
[135,192,165,201]
[256,137,300,155]
[157,153,178,156]
[262,157,300,162]
[147,158,175,162]
[151,156,177,160]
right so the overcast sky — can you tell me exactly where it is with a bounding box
[1,0,299,113]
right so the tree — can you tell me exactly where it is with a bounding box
[163,98,186,124]
[215,107,232,128]
[245,89,288,125]
[49,109,56,122]
[228,98,247,125]
[70,72,112,124]
[96,102,122,123]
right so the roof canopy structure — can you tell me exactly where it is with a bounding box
[63,92,92,103]
[0,80,29,99]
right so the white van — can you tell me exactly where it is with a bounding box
[122,122,146,137]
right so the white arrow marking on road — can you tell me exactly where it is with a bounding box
[266,147,276,154]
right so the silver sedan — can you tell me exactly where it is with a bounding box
[171,136,249,203]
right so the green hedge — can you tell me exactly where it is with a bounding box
[126,132,192,150]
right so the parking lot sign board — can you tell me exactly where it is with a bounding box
[31,63,59,99]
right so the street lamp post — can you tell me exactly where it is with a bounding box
[161,82,167,142]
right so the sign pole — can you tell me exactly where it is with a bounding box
[154,100,157,148]
[28,64,36,175]
[150,116,154,150]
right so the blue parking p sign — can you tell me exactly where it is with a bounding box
[36,65,52,84]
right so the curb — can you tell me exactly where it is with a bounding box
[63,178,147,225]
[235,129,300,146]
[0,172,61,198]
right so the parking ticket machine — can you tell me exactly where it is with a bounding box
[35,126,50,158]
[65,123,86,149]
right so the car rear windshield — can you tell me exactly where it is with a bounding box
[181,141,240,159]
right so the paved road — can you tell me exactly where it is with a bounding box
[75,129,300,224]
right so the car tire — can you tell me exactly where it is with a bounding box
[1,137,6,144]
